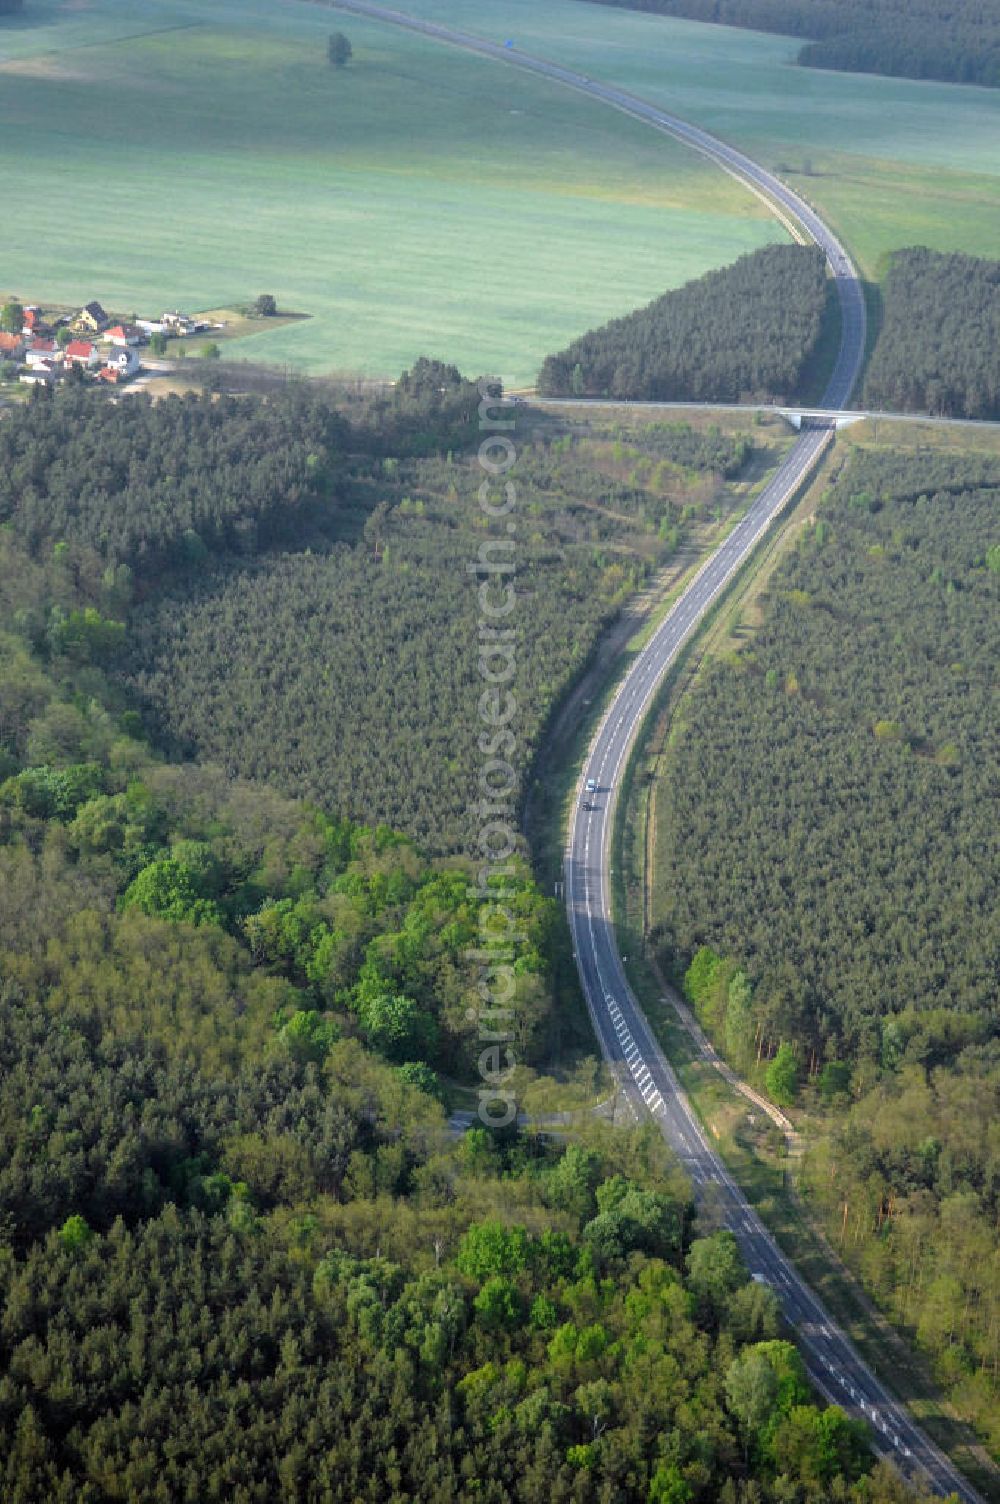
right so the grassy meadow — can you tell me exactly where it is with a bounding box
[0,0,782,384]
[397,0,1000,278]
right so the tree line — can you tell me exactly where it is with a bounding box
[538,245,830,404]
[865,248,1000,420]
[576,0,1000,88]
[0,365,485,583]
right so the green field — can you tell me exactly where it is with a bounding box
[396,0,1000,277]
[4,0,997,380]
[0,0,783,384]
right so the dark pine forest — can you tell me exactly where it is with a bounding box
[0,376,758,853]
[864,248,1000,421]
[538,246,830,406]
[577,0,1000,88]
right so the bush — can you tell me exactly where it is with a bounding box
[765,1044,799,1108]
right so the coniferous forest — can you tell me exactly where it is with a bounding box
[538,246,830,405]
[577,0,1000,88]
[864,249,1000,421]
[651,444,1000,1443]
[0,380,943,1501]
[0,382,753,853]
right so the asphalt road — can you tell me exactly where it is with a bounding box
[329,4,981,1496]
[534,397,1000,432]
[564,458,982,1501]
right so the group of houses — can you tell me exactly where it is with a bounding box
[2,301,143,388]
[1,301,209,389]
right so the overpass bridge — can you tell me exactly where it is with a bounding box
[782,408,866,430]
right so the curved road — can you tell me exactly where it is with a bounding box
[330,4,979,1497]
[330,0,866,404]
[566,493,982,1504]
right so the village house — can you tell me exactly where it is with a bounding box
[0,332,26,363]
[101,347,141,382]
[64,339,101,370]
[101,323,144,348]
[21,307,50,336]
[4,294,221,387]
[25,338,63,369]
[73,300,110,334]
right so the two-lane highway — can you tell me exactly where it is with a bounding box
[329,4,979,1496]
[564,457,982,1499]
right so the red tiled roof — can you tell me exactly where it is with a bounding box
[0,333,22,353]
[65,341,94,359]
